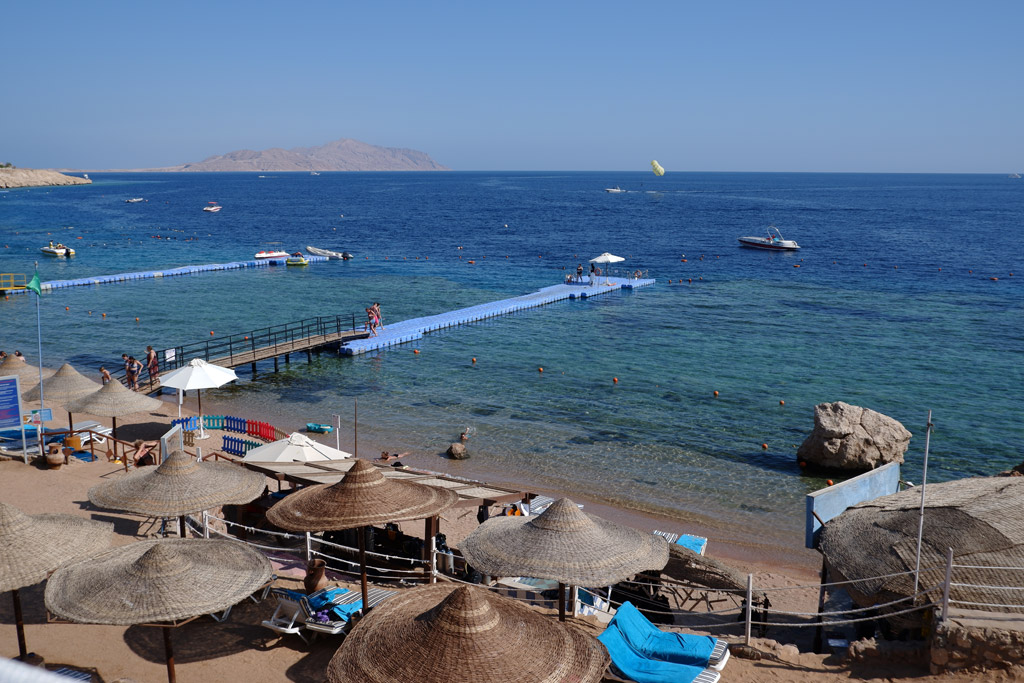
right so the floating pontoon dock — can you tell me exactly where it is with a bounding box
[340,276,655,355]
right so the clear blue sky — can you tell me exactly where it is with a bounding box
[4,1,1022,172]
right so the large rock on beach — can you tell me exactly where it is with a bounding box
[797,401,911,472]
[446,442,468,460]
[0,168,91,189]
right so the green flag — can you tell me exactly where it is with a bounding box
[26,270,41,296]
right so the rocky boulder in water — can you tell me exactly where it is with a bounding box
[797,401,911,472]
[446,442,468,460]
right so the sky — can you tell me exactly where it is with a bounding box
[3,1,1022,172]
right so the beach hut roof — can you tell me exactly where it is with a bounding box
[326,583,609,683]
[460,498,669,586]
[66,378,163,418]
[44,538,272,625]
[22,362,100,403]
[88,449,267,517]
[0,502,113,592]
[819,476,1024,624]
[266,458,458,532]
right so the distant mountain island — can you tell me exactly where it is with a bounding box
[152,138,448,172]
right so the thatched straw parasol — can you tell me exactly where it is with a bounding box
[267,458,459,612]
[0,354,52,391]
[88,449,266,533]
[66,379,163,458]
[327,583,609,683]
[461,498,669,621]
[45,538,272,683]
[22,362,100,432]
[819,476,1024,630]
[0,502,112,660]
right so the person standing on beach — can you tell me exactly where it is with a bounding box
[126,356,142,391]
[100,367,111,385]
[145,345,159,386]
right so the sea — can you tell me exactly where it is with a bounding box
[1,172,1021,554]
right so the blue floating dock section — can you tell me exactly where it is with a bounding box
[1,256,330,296]
[341,276,655,356]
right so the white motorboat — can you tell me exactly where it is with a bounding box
[41,243,75,257]
[254,250,289,260]
[306,245,353,260]
[125,197,144,203]
[310,171,321,176]
[738,226,800,251]
[605,186,625,193]
[203,202,222,212]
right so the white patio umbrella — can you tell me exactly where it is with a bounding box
[242,431,352,463]
[589,252,625,284]
[158,359,238,439]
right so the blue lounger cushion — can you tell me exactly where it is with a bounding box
[305,586,350,612]
[610,601,717,667]
[598,625,718,683]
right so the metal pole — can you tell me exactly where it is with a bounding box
[359,526,370,614]
[203,511,210,539]
[913,410,934,598]
[333,414,341,451]
[941,546,953,621]
[744,573,753,645]
[304,532,312,563]
[354,398,358,459]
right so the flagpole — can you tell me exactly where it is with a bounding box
[33,261,45,460]
[912,410,934,598]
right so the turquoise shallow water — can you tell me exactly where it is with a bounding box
[1,172,1021,549]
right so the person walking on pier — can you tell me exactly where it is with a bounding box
[365,306,378,337]
[145,345,159,386]
[372,302,384,330]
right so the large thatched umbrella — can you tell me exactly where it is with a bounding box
[0,354,51,392]
[327,583,609,683]
[88,449,267,536]
[819,476,1024,630]
[45,538,272,683]
[267,458,459,613]
[22,362,101,433]
[461,498,669,621]
[0,502,112,660]
[66,379,163,459]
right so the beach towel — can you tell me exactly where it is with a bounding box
[609,601,717,667]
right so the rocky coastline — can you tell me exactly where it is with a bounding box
[0,168,91,189]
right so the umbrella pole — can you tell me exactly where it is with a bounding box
[67,411,73,434]
[11,589,28,659]
[358,526,369,613]
[163,626,176,683]
[558,582,566,622]
[112,417,118,462]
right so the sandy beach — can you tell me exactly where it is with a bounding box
[1,393,1018,682]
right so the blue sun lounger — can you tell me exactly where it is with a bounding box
[608,601,729,671]
[597,624,721,683]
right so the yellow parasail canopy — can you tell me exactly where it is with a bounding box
[651,160,665,176]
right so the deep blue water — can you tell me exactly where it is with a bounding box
[1,172,1021,548]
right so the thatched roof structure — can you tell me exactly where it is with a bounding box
[819,477,1024,625]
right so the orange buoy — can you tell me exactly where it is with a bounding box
[471,358,476,363]
[991,277,998,281]
[761,443,768,450]
[863,263,867,267]
[135,317,139,322]
[779,400,785,405]
[681,259,687,262]
[210,331,214,336]
[827,479,834,486]
[413,349,420,354]
[713,390,719,397]
[612,377,618,384]
[468,260,475,264]
[969,270,973,273]
[538,367,543,373]
[65,306,69,311]
[793,264,800,268]
[688,278,692,283]
[244,336,248,340]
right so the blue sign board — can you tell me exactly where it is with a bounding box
[0,375,23,430]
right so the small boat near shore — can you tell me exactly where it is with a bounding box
[605,186,625,193]
[254,250,288,260]
[125,197,144,203]
[306,422,333,433]
[203,202,222,212]
[738,226,800,251]
[286,252,309,266]
[306,246,353,260]
[41,243,75,257]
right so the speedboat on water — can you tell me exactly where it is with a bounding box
[255,250,289,260]
[41,243,75,257]
[203,202,222,212]
[286,252,309,266]
[738,226,800,251]
[125,197,144,203]
[605,186,625,193]
[306,245,353,260]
